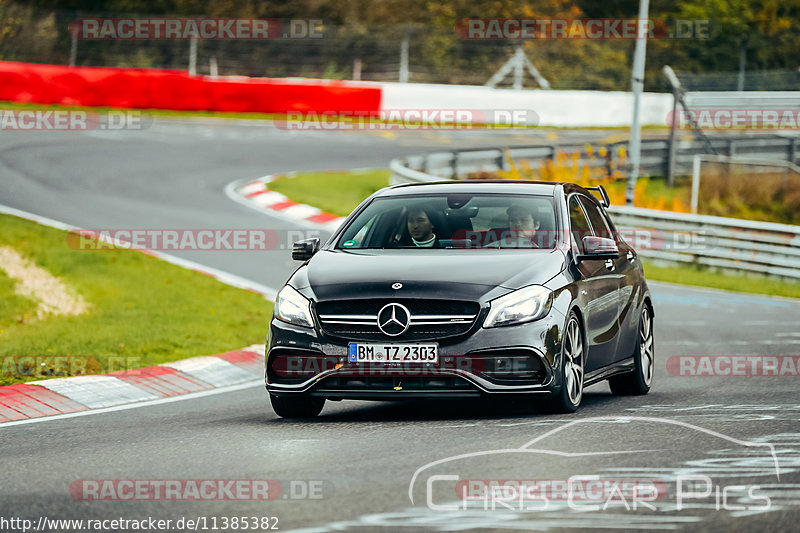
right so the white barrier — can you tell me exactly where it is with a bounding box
[379,82,673,127]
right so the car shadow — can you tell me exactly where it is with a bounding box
[262,390,621,425]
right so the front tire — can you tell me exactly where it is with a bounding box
[544,311,584,413]
[609,304,654,395]
[270,394,325,419]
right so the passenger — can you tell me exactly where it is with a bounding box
[507,204,540,240]
[485,205,540,248]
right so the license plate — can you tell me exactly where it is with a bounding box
[348,343,438,363]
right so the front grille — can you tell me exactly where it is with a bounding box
[316,299,480,341]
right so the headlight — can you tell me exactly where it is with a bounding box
[483,285,553,328]
[273,285,314,328]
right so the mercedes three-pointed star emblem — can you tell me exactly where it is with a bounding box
[377,303,411,337]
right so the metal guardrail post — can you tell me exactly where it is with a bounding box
[666,77,679,186]
[691,155,701,214]
[495,150,506,173]
[548,145,557,173]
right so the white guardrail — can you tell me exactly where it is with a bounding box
[390,147,800,280]
[391,135,800,179]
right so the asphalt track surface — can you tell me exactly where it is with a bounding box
[1,120,799,533]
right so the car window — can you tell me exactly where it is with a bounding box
[568,195,592,254]
[349,216,375,247]
[336,193,557,250]
[578,195,613,240]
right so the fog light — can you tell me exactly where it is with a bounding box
[475,353,543,382]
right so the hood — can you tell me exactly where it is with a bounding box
[291,249,566,302]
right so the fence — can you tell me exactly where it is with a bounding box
[390,139,800,279]
[690,154,800,214]
[607,205,800,279]
[391,135,800,182]
[675,69,800,91]
[3,1,800,92]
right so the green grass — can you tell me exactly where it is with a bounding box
[642,260,800,299]
[605,174,800,226]
[268,169,391,216]
[0,269,37,330]
[0,214,272,385]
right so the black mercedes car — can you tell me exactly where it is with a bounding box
[266,181,654,418]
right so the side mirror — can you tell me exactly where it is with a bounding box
[292,238,319,261]
[578,236,619,260]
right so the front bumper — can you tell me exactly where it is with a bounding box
[265,310,565,400]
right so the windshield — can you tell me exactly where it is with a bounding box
[336,193,557,250]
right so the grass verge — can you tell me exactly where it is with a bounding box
[268,169,391,216]
[641,260,800,299]
[0,213,272,386]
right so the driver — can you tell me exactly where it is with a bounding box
[406,206,439,247]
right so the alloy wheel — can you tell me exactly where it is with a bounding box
[564,316,584,406]
[639,307,654,387]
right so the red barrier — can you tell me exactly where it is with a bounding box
[0,60,382,114]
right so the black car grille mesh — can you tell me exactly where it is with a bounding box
[315,299,480,342]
